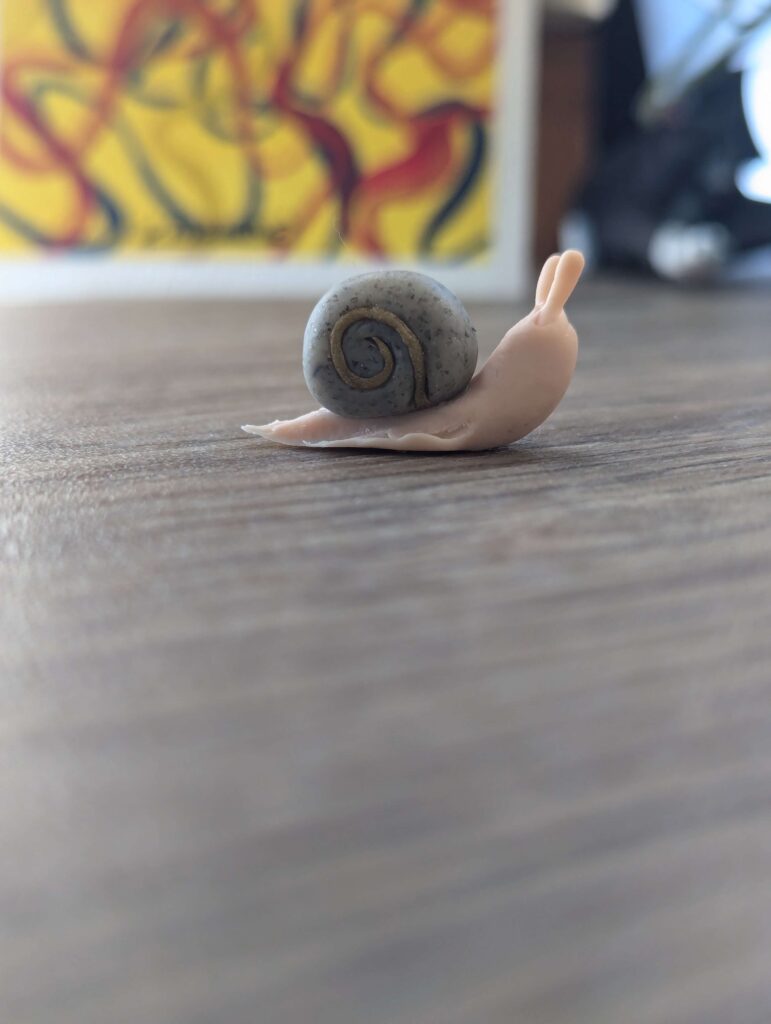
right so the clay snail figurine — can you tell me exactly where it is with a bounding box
[243,250,585,452]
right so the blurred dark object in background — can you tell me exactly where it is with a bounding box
[536,0,644,262]
[596,0,645,149]
[562,62,768,281]
[551,0,771,283]
[535,14,598,262]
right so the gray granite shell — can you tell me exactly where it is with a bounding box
[302,271,478,419]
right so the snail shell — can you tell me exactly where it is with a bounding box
[303,271,478,419]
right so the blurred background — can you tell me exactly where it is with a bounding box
[2,0,771,300]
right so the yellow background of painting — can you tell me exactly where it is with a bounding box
[0,0,495,257]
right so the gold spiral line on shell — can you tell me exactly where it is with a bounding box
[329,306,430,409]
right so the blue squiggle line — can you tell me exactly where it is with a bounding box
[47,0,92,61]
[421,118,486,256]
[0,178,122,252]
[7,77,263,247]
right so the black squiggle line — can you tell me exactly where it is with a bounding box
[421,118,486,256]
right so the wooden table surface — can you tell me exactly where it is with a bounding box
[2,279,771,1024]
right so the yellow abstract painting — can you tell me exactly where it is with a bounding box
[0,0,496,261]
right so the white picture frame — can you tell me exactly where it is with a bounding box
[0,0,538,304]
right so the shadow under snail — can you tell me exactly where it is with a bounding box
[244,250,585,452]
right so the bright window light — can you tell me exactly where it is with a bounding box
[736,23,771,203]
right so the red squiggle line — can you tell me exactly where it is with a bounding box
[3,0,259,171]
[353,118,455,255]
[1,0,261,245]
[0,0,493,253]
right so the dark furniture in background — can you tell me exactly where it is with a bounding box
[536,1,645,261]
[536,14,598,261]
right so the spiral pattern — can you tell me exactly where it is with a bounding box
[303,270,478,419]
[329,306,430,410]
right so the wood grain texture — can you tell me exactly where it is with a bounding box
[2,280,771,1024]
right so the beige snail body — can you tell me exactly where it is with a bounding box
[244,251,585,452]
